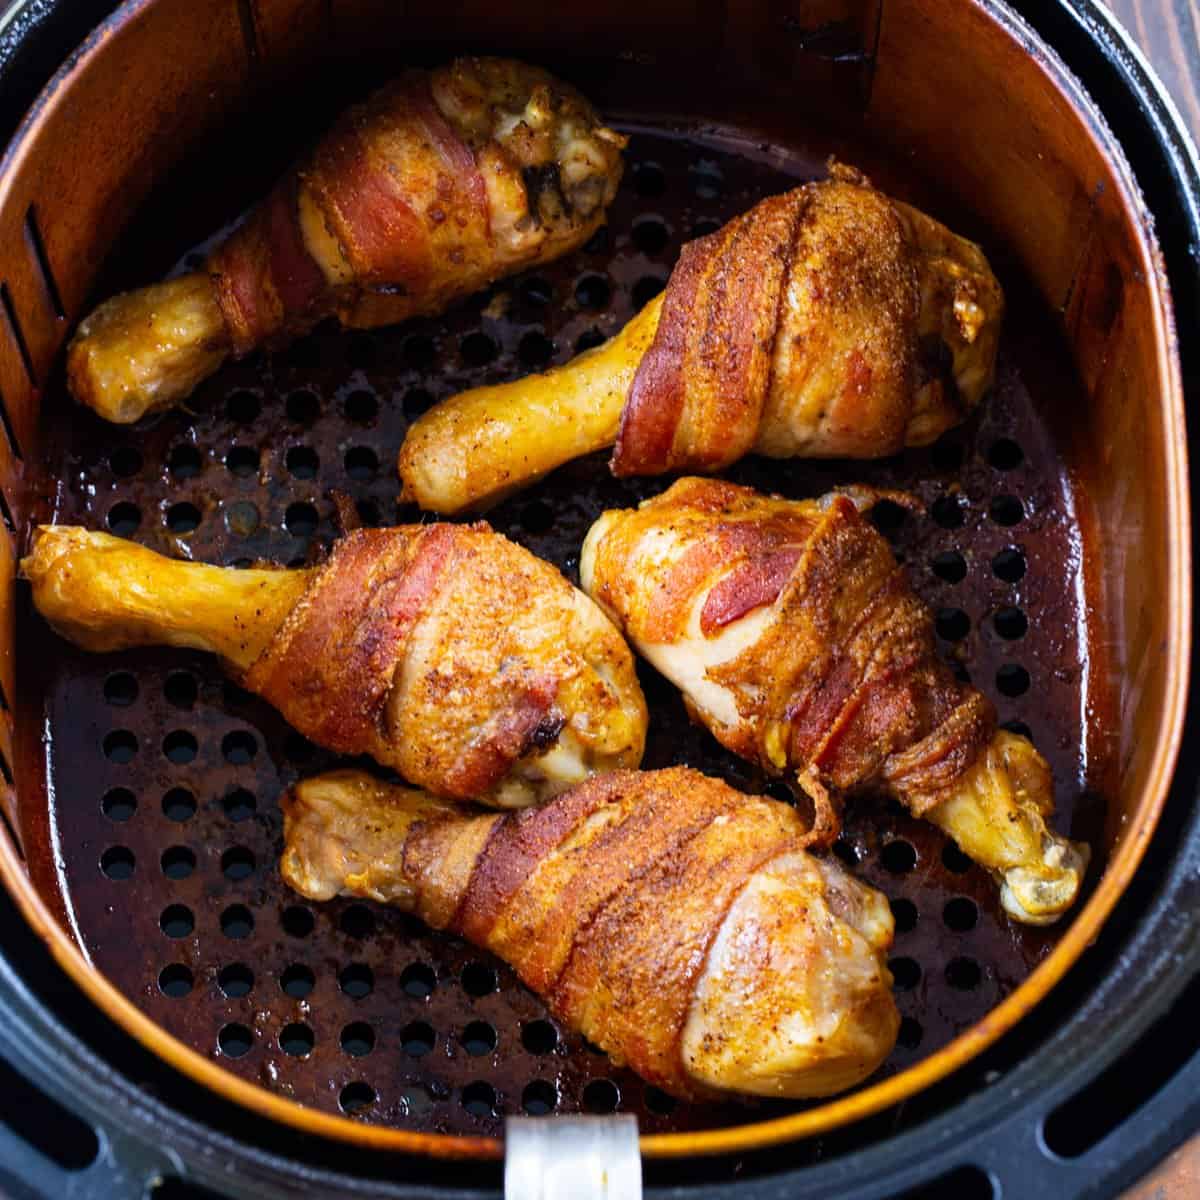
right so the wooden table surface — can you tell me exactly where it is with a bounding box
[1106,8,1198,1197]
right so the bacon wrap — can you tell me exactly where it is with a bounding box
[445,769,813,1098]
[612,191,806,476]
[210,71,490,356]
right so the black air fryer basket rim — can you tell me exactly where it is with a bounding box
[0,0,1196,1197]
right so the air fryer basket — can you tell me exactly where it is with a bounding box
[0,0,1189,1184]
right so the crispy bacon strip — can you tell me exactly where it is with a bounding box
[581,478,1090,924]
[282,767,899,1100]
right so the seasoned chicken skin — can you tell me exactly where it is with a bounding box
[398,162,1003,513]
[22,524,645,807]
[282,767,899,1099]
[580,478,1088,925]
[68,57,626,423]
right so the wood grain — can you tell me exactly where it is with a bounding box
[1110,0,1200,136]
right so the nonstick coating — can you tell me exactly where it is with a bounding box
[29,126,1107,1139]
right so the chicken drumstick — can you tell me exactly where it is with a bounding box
[23,523,645,807]
[398,162,1003,513]
[580,478,1087,925]
[282,766,899,1100]
[68,57,626,424]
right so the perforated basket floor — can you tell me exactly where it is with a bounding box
[26,124,1107,1138]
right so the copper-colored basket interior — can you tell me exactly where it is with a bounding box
[0,0,1187,1162]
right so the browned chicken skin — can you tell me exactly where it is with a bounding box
[22,524,646,807]
[581,478,1088,924]
[398,162,1003,513]
[281,767,899,1100]
[67,57,626,423]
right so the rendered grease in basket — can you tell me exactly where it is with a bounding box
[581,478,1089,926]
[65,57,626,424]
[397,162,1004,513]
[280,766,901,1101]
[20,523,647,808]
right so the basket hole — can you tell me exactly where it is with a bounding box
[404,334,437,368]
[996,663,1031,697]
[521,1019,558,1055]
[286,446,319,479]
[404,387,435,419]
[279,1022,314,1057]
[401,1021,436,1058]
[158,963,193,998]
[881,840,917,873]
[519,275,553,308]
[339,1082,376,1115]
[222,846,255,881]
[344,445,378,480]
[461,961,497,997]
[689,159,723,199]
[103,729,138,763]
[340,963,374,999]
[341,904,376,939]
[163,730,198,764]
[832,839,859,866]
[945,956,982,990]
[930,434,965,472]
[164,671,198,709]
[224,444,259,478]
[461,1080,497,1117]
[345,332,376,368]
[889,956,921,990]
[632,216,669,254]
[989,494,1024,526]
[282,905,314,937]
[892,1166,996,1200]
[220,904,254,939]
[870,499,907,536]
[168,444,203,479]
[993,606,1028,640]
[284,501,318,537]
[992,546,1027,582]
[644,1086,677,1115]
[162,787,196,822]
[341,1021,376,1057]
[462,1020,498,1056]
[223,787,256,822]
[286,389,320,425]
[160,904,194,938]
[101,787,136,822]
[633,275,666,310]
[633,161,666,196]
[897,1016,924,1050]
[461,332,498,366]
[522,1080,557,1115]
[218,963,254,997]
[942,842,972,873]
[583,1079,620,1114]
[576,328,606,354]
[221,730,257,764]
[103,671,138,707]
[106,502,141,537]
[944,897,979,932]
[931,495,966,529]
[1002,719,1034,741]
[518,330,555,368]
[100,845,135,880]
[227,390,261,424]
[218,1024,253,1059]
[890,897,918,933]
[987,438,1024,470]
[109,446,143,477]
[931,550,967,583]
[935,607,970,641]
[575,273,611,309]
[345,389,378,423]
[400,961,435,997]
[149,1179,225,1199]
[278,963,315,999]
[161,845,195,880]
[584,225,610,254]
[166,502,201,534]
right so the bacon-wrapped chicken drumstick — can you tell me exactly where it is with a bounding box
[580,478,1087,925]
[23,523,645,806]
[398,162,1003,513]
[282,766,899,1099]
[68,57,626,424]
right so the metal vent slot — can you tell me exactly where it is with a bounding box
[0,282,37,389]
[23,206,65,322]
